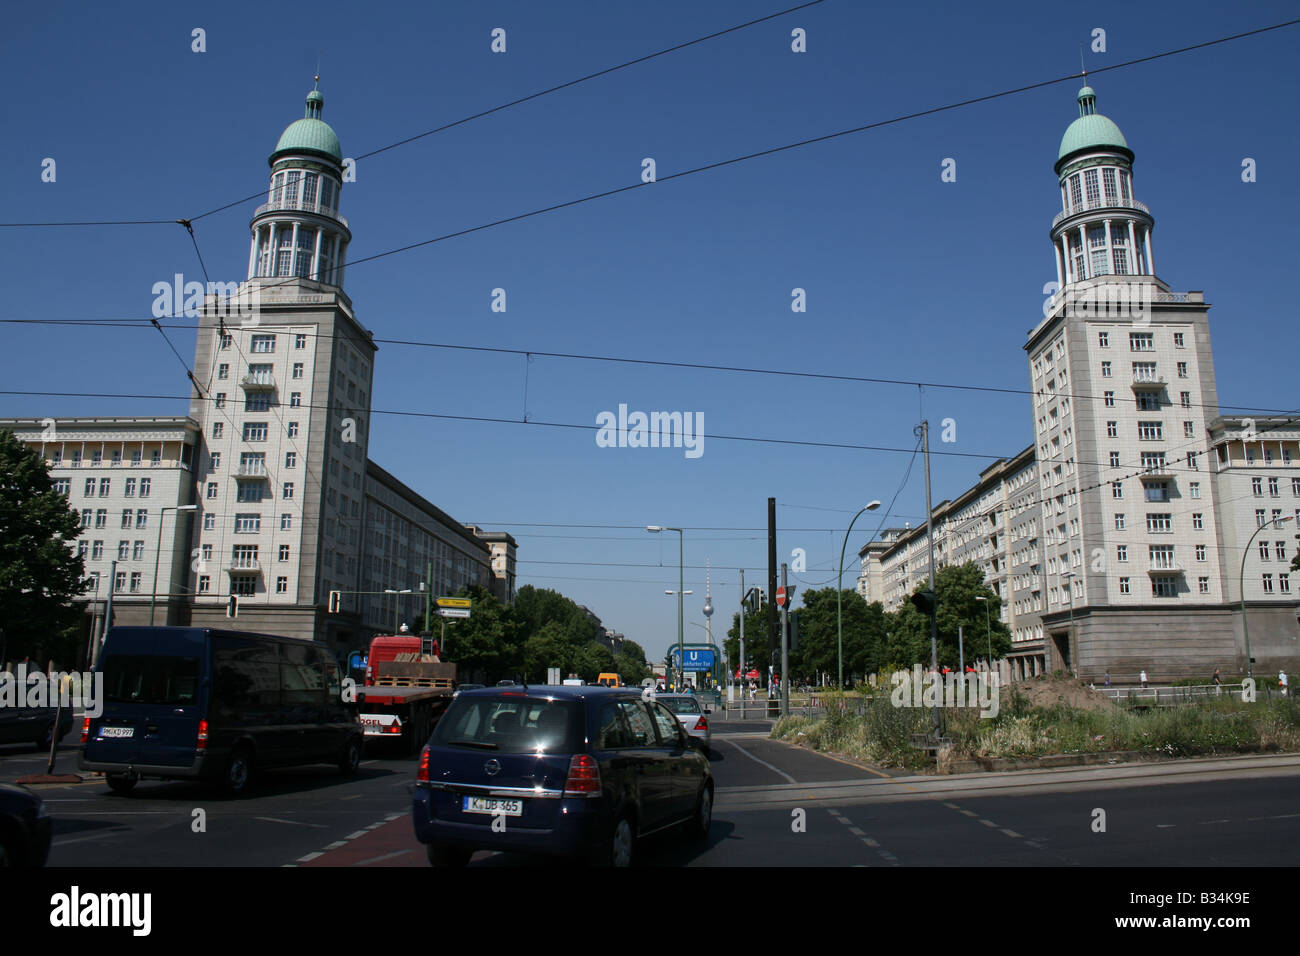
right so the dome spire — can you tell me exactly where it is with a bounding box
[305,77,324,120]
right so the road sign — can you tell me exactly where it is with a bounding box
[438,607,470,618]
[776,586,787,608]
[672,648,716,672]
[436,597,471,608]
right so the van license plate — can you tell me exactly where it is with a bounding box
[102,727,134,738]
[463,796,522,816]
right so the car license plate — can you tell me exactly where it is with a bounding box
[463,796,523,816]
[101,727,134,738]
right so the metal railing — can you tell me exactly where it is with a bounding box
[1098,683,1256,706]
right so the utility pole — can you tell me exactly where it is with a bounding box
[958,625,964,675]
[780,562,790,716]
[920,420,940,735]
[767,497,777,690]
[738,568,745,694]
[99,560,117,669]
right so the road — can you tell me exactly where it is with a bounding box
[5,719,1300,867]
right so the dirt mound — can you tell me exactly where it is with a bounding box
[1009,674,1116,713]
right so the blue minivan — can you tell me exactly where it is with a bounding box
[79,627,362,796]
[412,685,713,866]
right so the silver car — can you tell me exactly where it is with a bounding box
[654,694,711,753]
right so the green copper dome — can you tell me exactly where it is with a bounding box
[272,81,341,164]
[1057,85,1129,163]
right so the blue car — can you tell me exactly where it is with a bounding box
[412,685,713,866]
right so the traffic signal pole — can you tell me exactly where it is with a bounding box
[780,562,790,717]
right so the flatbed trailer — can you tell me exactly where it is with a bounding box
[355,657,458,753]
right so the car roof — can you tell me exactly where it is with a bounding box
[453,685,642,701]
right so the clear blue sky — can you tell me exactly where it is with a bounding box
[2,0,1297,664]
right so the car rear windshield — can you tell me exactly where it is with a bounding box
[433,696,582,754]
[660,697,701,714]
[103,654,201,706]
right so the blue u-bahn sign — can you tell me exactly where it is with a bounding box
[672,648,716,673]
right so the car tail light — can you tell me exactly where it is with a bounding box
[417,746,430,782]
[694,717,708,732]
[196,719,209,751]
[81,716,90,744]
[564,754,601,795]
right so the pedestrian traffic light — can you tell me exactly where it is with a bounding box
[226,594,238,618]
[910,589,936,616]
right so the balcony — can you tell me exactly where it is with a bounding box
[1052,197,1152,229]
[236,464,270,479]
[1138,466,1175,481]
[241,374,276,391]
[1131,375,1167,392]
[226,558,261,574]
[1147,565,1185,576]
[253,199,348,229]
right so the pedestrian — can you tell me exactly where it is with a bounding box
[1140,669,1148,688]
[1279,671,1289,698]
[1104,671,1111,688]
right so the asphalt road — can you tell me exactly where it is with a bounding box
[5,718,1300,867]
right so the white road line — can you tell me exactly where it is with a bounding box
[958,809,978,818]
[254,816,328,829]
[323,841,347,850]
[849,827,866,837]
[720,738,796,784]
[297,852,324,863]
[52,832,124,848]
[385,813,402,821]
[345,830,367,840]
[1001,829,1023,839]
[357,848,416,866]
[978,819,998,828]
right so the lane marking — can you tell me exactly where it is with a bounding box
[53,832,126,848]
[297,852,324,863]
[323,841,347,850]
[719,738,797,784]
[358,848,416,865]
[978,818,998,828]
[1001,829,1023,839]
[254,816,328,829]
[345,830,368,840]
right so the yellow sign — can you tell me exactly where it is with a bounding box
[436,597,472,608]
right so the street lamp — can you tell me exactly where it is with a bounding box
[151,505,197,625]
[975,595,993,669]
[1061,570,1076,678]
[665,589,693,688]
[648,525,685,688]
[837,500,881,691]
[384,588,413,635]
[1240,515,1294,679]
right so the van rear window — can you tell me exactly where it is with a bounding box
[103,655,200,706]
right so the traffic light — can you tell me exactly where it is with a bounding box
[226,594,238,618]
[910,589,936,616]
[328,590,341,614]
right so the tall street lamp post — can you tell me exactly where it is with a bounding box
[151,504,197,625]
[1061,570,1076,678]
[648,525,685,688]
[384,588,413,634]
[836,501,881,691]
[1241,515,1294,679]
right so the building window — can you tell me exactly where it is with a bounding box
[218,363,229,380]
[220,333,232,350]
[285,452,296,468]
[1138,421,1163,441]
[92,540,103,559]
[287,422,299,438]
[136,509,147,529]
[1180,392,1191,408]
[129,572,142,593]
[1146,513,1172,533]
[1196,544,1206,561]
[1119,577,1130,594]
[1199,577,1209,594]
[295,334,307,349]
[99,478,111,496]
[1107,421,1118,438]
[243,422,268,442]
[1130,332,1154,351]
[1281,574,1291,595]
[1104,390,1114,407]
[96,509,107,529]
[118,541,130,560]
[244,394,272,413]
[1262,574,1274,595]
[206,482,218,499]
[276,576,289,594]
[283,482,294,499]
[78,541,89,559]
[203,513,215,531]
[1152,576,1177,598]
[114,572,126,592]
[124,477,136,497]
[198,575,210,594]
[1253,477,1264,496]
[1101,361,1112,378]
[236,482,264,503]
[1177,362,1188,378]
[133,541,145,561]
[84,478,95,497]
[1112,481,1123,499]
[1098,331,1109,348]
[1114,513,1125,530]
[234,513,261,534]
[251,334,275,353]
[1174,332,1185,348]
[1109,451,1121,467]
[1192,513,1204,530]
[1268,477,1280,497]
[290,393,302,407]
[1190,482,1201,499]
[53,479,70,496]
[292,363,304,380]
[279,544,290,562]
[1184,421,1195,438]
[232,576,257,597]
[215,393,226,409]
[212,422,223,439]
[120,509,132,529]
[280,513,292,530]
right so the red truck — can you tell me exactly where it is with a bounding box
[354,635,458,753]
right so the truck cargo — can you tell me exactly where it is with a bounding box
[354,634,457,753]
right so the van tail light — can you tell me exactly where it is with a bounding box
[694,717,708,732]
[196,719,209,751]
[417,746,430,782]
[81,717,90,744]
[564,754,601,796]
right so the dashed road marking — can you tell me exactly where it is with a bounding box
[254,816,328,828]
[826,809,899,866]
[719,739,797,784]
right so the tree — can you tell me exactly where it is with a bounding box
[724,603,771,679]
[889,562,1011,669]
[0,430,87,666]
[785,587,889,683]
[438,585,521,683]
